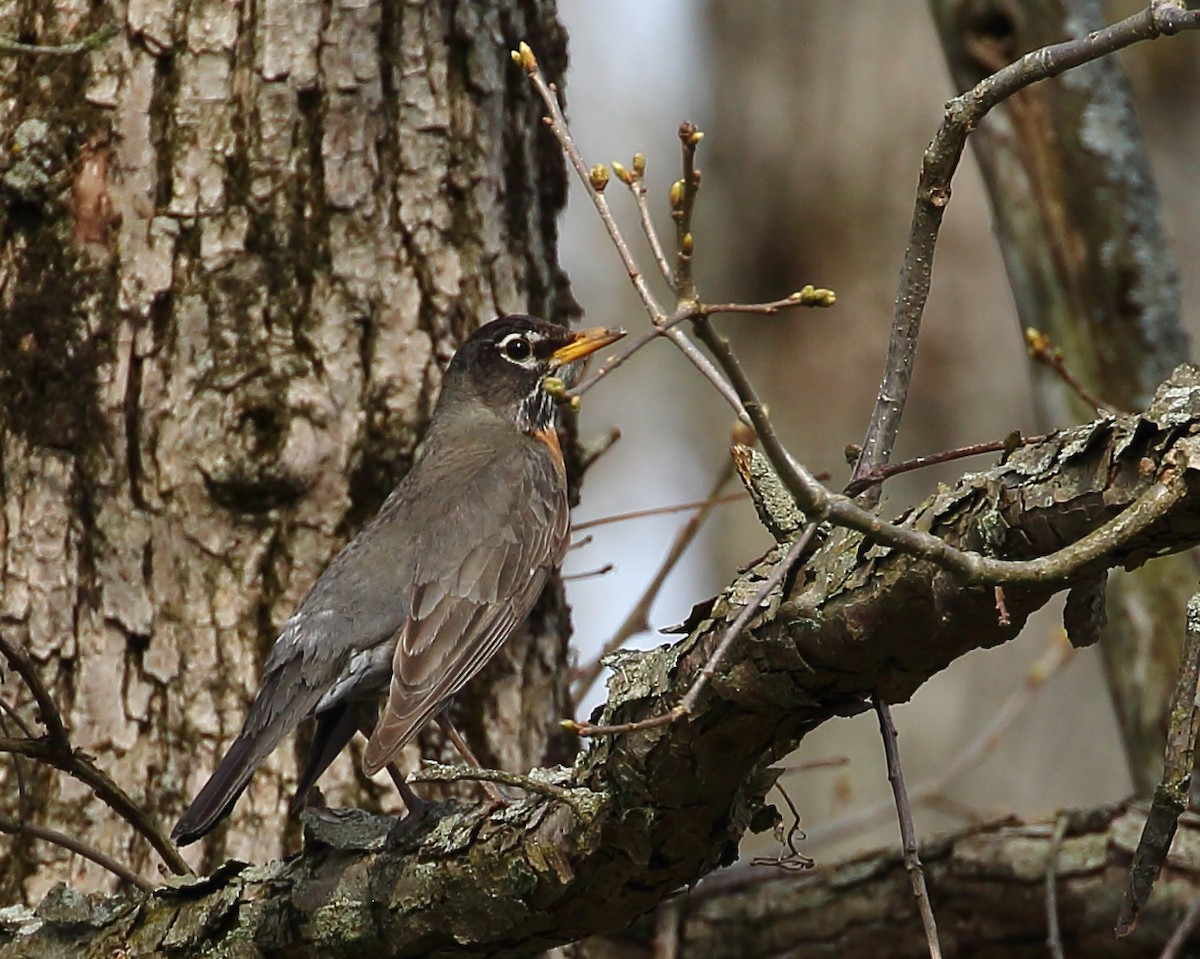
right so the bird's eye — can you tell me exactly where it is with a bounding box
[501,334,532,362]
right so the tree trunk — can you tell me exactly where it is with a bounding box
[0,0,574,901]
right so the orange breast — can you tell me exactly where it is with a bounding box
[530,427,566,483]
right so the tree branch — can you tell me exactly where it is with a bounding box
[8,369,1200,955]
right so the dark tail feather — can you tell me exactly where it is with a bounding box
[173,657,323,845]
[171,733,265,846]
[288,705,358,816]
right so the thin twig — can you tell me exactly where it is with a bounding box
[613,154,673,287]
[679,522,816,715]
[0,636,69,745]
[511,45,750,422]
[851,1,1200,498]
[804,633,1073,848]
[572,463,736,699]
[562,563,614,582]
[0,635,192,876]
[1026,328,1115,415]
[571,291,829,399]
[0,815,152,891]
[0,24,116,57]
[750,782,814,871]
[694,288,836,316]
[569,523,817,737]
[1046,812,1070,959]
[572,491,746,533]
[0,707,31,821]
[843,431,1048,497]
[408,762,591,815]
[569,307,697,398]
[1159,887,1200,959]
[876,698,943,959]
[672,121,703,303]
[1117,587,1200,936]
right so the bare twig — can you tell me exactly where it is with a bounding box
[1159,887,1200,959]
[572,463,736,699]
[511,44,749,422]
[562,563,614,583]
[843,431,1048,497]
[613,154,674,287]
[0,815,152,891]
[750,782,814,871]
[694,287,836,316]
[0,24,116,57]
[571,291,830,400]
[0,705,31,821]
[0,637,193,877]
[1117,587,1200,936]
[0,636,69,745]
[805,633,1072,848]
[569,523,817,738]
[408,762,591,815]
[994,587,1011,627]
[851,1,1200,496]
[569,307,698,399]
[1025,328,1115,415]
[572,491,746,534]
[672,121,703,303]
[876,698,943,959]
[1046,812,1070,959]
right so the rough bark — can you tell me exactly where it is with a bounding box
[927,0,1194,793]
[0,0,573,901]
[6,367,1200,956]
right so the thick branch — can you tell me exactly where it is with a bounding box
[582,803,1200,959]
[8,369,1200,955]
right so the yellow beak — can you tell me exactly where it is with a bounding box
[549,326,626,367]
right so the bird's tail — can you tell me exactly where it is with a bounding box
[171,731,269,845]
[172,662,314,846]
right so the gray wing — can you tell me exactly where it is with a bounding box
[362,443,567,775]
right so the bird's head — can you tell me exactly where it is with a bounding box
[436,315,625,434]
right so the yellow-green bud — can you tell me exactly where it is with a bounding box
[512,42,537,73]
[589,164,610,192]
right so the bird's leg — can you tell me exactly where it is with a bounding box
[436,715,510,803]
[353,712,426,816]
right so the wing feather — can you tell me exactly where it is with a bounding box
[363,441,567,774]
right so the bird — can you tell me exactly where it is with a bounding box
[171,315,625,846]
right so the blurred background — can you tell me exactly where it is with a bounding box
[556,1,1200,864]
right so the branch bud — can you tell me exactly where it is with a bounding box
[731,420,757,448]
[680,232,694,255]
[511,42,538,74]
[669,179,684,208]
[791,285,837,307]
[632,152,646,177]
[1024,327,1050,356]
[611,161,632,185]
[589,164,610,192]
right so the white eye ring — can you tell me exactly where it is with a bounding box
[499,332,534,363]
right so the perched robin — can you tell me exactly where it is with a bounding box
[172,315,624,846]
